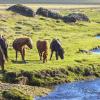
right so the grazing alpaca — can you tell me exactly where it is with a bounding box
[50,39,64,60]
[37,40,48,63]
[13,37,33,62]
[0,35,8,71]
[0,46,5,71]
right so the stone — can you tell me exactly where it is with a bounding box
[36,7,62,19]
[67,13,90,21]
[7,4,35,17]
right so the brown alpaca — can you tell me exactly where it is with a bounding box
[13,37,33,62]
[37,40,48,63]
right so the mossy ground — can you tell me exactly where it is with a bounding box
[0,82,51,99]
[0,5,100,86]
[2,88,33,100]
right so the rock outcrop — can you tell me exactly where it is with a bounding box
[67,13,90,22]
[7,4,35,17]
[36,7,62,19]
[62,16,76,23]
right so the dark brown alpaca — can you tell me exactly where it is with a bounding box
[37,40,48,63]
[0,35,8,71]
[50,39,64,60]
[0,46,5,71]
[13,37,33,62]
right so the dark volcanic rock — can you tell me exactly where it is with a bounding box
[78,49,91,53]
[36,7,62,19]
[7,4,35,17]
[67,13,90,22]
[62,16,76,23]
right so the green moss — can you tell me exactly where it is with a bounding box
[2,88,33,100]
[31,77,45,86]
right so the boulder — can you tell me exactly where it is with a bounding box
[7,4,35,17]
[36,7,62,19]
[62,16,76,23]
[67,13,90,22]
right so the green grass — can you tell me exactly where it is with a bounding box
[0,7,100,84]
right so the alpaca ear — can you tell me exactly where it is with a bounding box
[1,35,5,39]
[2,35,4,38]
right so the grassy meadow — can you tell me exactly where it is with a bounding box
[0,5,100,85]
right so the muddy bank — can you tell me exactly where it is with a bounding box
[1,65,100,87]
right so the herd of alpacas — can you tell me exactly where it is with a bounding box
[0,35,64,71]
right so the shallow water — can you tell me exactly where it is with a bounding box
[90,36,100,54]
[96,36,100,39]
[35,79,100,100]
[91,49,100,54]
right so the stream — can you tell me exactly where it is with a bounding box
[35,79,100,100]
[91,35,100,54]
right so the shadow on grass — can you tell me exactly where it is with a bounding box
[0,70,7,75]
[11,60,42,64]
[96,21,100,24]
[27,60,43,64]
[11,60,28,64]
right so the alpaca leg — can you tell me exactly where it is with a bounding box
[38,50,42,61]
[46,58,47,62]
[20,51,23,61]
[1,65,4,71]
[1,61,4,71]
[50,51,53,60]
[56,52,58,60]
[16,51,18,61]
[45,56,47,62]
[38,51,41,61]
[46,56,47,62]
[43,58,46,63]
[23,49,25,61]
[43,53,45,63]
[43,59,45,63]
[20,50,25,62]
[40,52,42,61]
[43,52,47,63]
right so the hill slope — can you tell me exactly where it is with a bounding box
[0,6,100,86]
